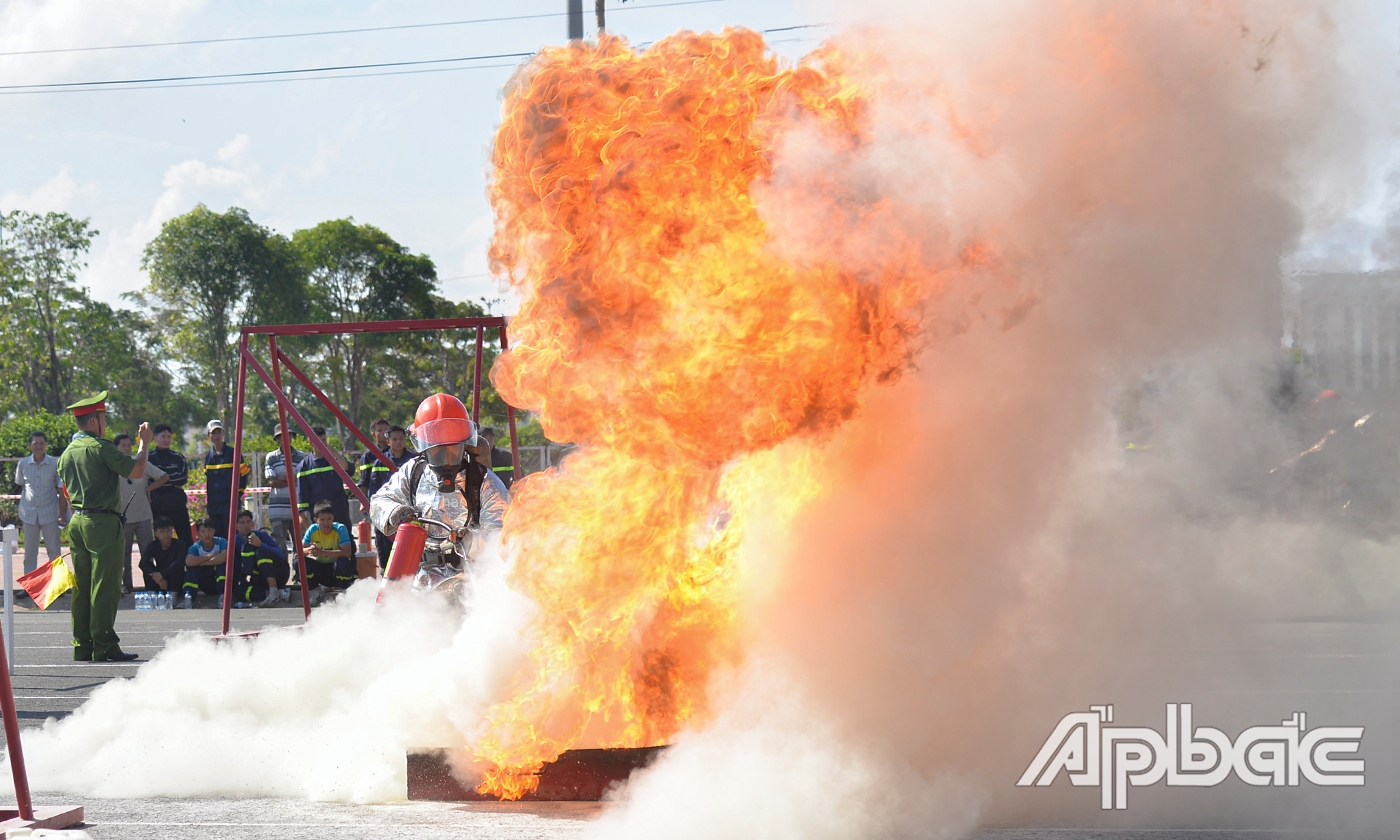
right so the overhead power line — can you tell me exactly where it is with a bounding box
[0,24,831,96]
[0,51,536,91]
[0,62,527,96]
[0,0,731,58]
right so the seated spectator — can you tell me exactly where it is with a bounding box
[139,516,187,594]
[233,510,289,608]
[183,518,228,607]
[301,501,353,604]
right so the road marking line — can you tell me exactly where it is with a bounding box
[13,696,89,700]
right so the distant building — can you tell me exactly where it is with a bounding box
[1287,270,1400,399]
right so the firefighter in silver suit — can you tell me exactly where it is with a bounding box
[370,394,510,579]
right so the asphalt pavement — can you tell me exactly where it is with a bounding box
[3,592,306,727]
[0,596,1395,838]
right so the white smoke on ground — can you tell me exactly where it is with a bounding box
[12,546,536,802]
[589,1,1400,838]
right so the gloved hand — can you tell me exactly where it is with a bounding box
[386,505,416,529]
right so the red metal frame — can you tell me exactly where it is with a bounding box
[0,614,31,820]
[220,317,518,635]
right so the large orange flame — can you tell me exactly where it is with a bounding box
[476,28,926,798]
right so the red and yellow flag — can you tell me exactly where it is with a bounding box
[19,556,76,609]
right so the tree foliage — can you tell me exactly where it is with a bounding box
[0,410,78,458]
[0,211,178,426]
[290,219,436,429]
[0,211,95,414]
[0,203,529,449]
[137,205,309,418]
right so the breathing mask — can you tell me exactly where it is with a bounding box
[426,442,467,491]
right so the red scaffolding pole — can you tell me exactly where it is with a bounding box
[220,317,518,634]
[270,337,313,621]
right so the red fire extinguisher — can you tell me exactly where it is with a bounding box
[377,521,428,605]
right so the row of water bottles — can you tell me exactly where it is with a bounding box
[135,591,174,610]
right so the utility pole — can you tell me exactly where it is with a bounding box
[596,0,605,32]
[568,0,583,40]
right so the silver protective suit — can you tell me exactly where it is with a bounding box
[369,459,511,562]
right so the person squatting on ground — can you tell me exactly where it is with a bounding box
[359,421,416,570]
[296,426,351,532]
[301,501,353,604]
[14,431,67,590]
[139,516,187,595]
[203,419,250,538]
[264,427,305,552]
[370,394,510,586]
[116,433,168,595]
[57,391,148,662]
[183,518,227,606]
[148,423,193,546]
[233,509,290,608]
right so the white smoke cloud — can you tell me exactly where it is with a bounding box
[587,1,1400,836]
[16,548,536,802]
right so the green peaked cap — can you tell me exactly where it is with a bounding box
[66,391,108,416]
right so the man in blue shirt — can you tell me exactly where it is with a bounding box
[149,423,193,546]
[296,425,351,533]
[203,420,249,539]
[233,509,289,608]
[360,423,416,570]
[182,517,228,607]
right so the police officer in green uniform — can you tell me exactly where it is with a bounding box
[57,392,151,662]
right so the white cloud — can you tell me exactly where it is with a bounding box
[82,134,275,306]
[0,0,206,84]
[299,107,367,184]
[438,213,512,310]
[0,166,98,214]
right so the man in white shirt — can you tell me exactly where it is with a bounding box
[116,433,168,595]
[14,431,67,578]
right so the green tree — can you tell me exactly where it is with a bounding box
[0,211,176,427]
[136,205,309,419]
[291,219,436,429]
[70,301,190,428]
[0,212,95,414]
[391,295,512,425]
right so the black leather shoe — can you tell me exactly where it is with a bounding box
[73,650,91,662]
[94,650,139,662]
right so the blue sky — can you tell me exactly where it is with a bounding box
[3,0,1397,321]
[0,0,826,312]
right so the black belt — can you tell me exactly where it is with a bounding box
[74,508,118,516]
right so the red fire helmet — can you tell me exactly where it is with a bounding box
[1310,389,1341,408]
[413,393,477,447]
